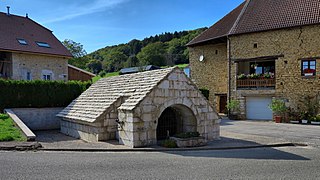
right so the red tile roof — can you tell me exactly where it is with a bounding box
[188,0,320,46]
[0,12,72,57]
[187,2,246,46]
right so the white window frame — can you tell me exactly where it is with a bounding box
[41,70,54,81]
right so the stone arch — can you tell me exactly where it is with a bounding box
[155,98,199,140]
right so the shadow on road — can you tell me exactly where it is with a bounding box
[220,120,235,126]
[35,130,76,143]
[166,147,310,161]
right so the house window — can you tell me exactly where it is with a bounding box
[43,74,51,80]
[42,70,53,81]
[301,60,316,76]
[36,42,51,48]
[26,72,31,80]
[17,39,28,45]
[250,61,275,75]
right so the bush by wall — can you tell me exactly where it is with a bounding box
[0,80,91,111]
[199,88,209,100]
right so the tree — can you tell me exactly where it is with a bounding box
[125,55,139,68]
[62,39,89,70]
[137,42,166,66]
[86,60,102,74]
[62,39,87,58]
[102,50,128,72]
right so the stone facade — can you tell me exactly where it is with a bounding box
[229,24,320,118]
[11,53,68,81]
[58,68,220,148]
[188,43,228,112]
[118,70,220,147]
[189,24,320,119]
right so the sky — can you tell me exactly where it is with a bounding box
[0,0,244,53]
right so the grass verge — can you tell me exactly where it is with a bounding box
[0,114,26,142]
[92,71,120,83]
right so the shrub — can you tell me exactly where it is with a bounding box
[0,80,91,111]
[199,88,209,100]
[248,74,260,79]
[263,73,271,78]
[268,99,287,116]
[238,74,247,79]
[98,71,106,77]
[226,99,240,113]
[160,139,177,148]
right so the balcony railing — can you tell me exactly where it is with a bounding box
[237,78,275,89]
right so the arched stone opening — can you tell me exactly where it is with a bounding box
[156,104,197,140]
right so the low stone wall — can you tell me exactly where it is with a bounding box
[11,108,63,130]
[4,109,36,141]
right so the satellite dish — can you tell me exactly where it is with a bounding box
[199,55,204,62]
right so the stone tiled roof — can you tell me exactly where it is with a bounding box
[57,67,175,122]
[188,0,320,46]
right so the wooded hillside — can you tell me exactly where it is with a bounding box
[68,28,207,75]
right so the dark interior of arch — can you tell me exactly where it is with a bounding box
[156,105,197,140]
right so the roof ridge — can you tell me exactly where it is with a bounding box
[118,66,179,111]
[229,0,252,35]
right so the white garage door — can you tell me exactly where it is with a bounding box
[246,97,273,120]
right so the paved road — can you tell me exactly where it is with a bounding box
[0,146,319,179]
[221,120,320,147]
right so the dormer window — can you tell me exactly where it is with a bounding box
[36,42,50,48]
[17,39,28,45]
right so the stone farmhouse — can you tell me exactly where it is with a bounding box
[57,67,220,147]
[187,0,320,120]
[0,10,72,81]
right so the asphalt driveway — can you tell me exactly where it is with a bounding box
[221,119,320,147]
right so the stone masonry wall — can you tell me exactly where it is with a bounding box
[230,24,320,117]
[117,69,220,147]
[188,43,228,111]
[11,53,68,81]
[61,100,122,142]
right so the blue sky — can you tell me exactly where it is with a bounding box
[1,0,244,53]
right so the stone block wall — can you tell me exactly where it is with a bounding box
[11,53,68,81]
[11,108,63,130]
[118,69,220,147]
[229,24,320,117]
[60,120,105,142]
[188,43,228,111]
[61,101,122,142]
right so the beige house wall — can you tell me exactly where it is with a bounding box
[188,43,228,112]
[229,24,320,117]
[11,53,68,81]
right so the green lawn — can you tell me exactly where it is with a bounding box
[161,63,189,69]
[0,114,26,142]
[92,71,120,83]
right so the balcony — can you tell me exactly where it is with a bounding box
[236,59,275,90]
[237,78,275,89]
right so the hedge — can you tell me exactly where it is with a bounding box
[199,88,209,100]
[0,80,91,111]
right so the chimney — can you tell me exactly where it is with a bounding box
[6,6,10,16]
[26,13,28,18]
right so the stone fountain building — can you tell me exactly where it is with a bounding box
[57,67,220,147]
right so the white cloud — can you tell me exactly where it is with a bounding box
[42,0,128,24]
